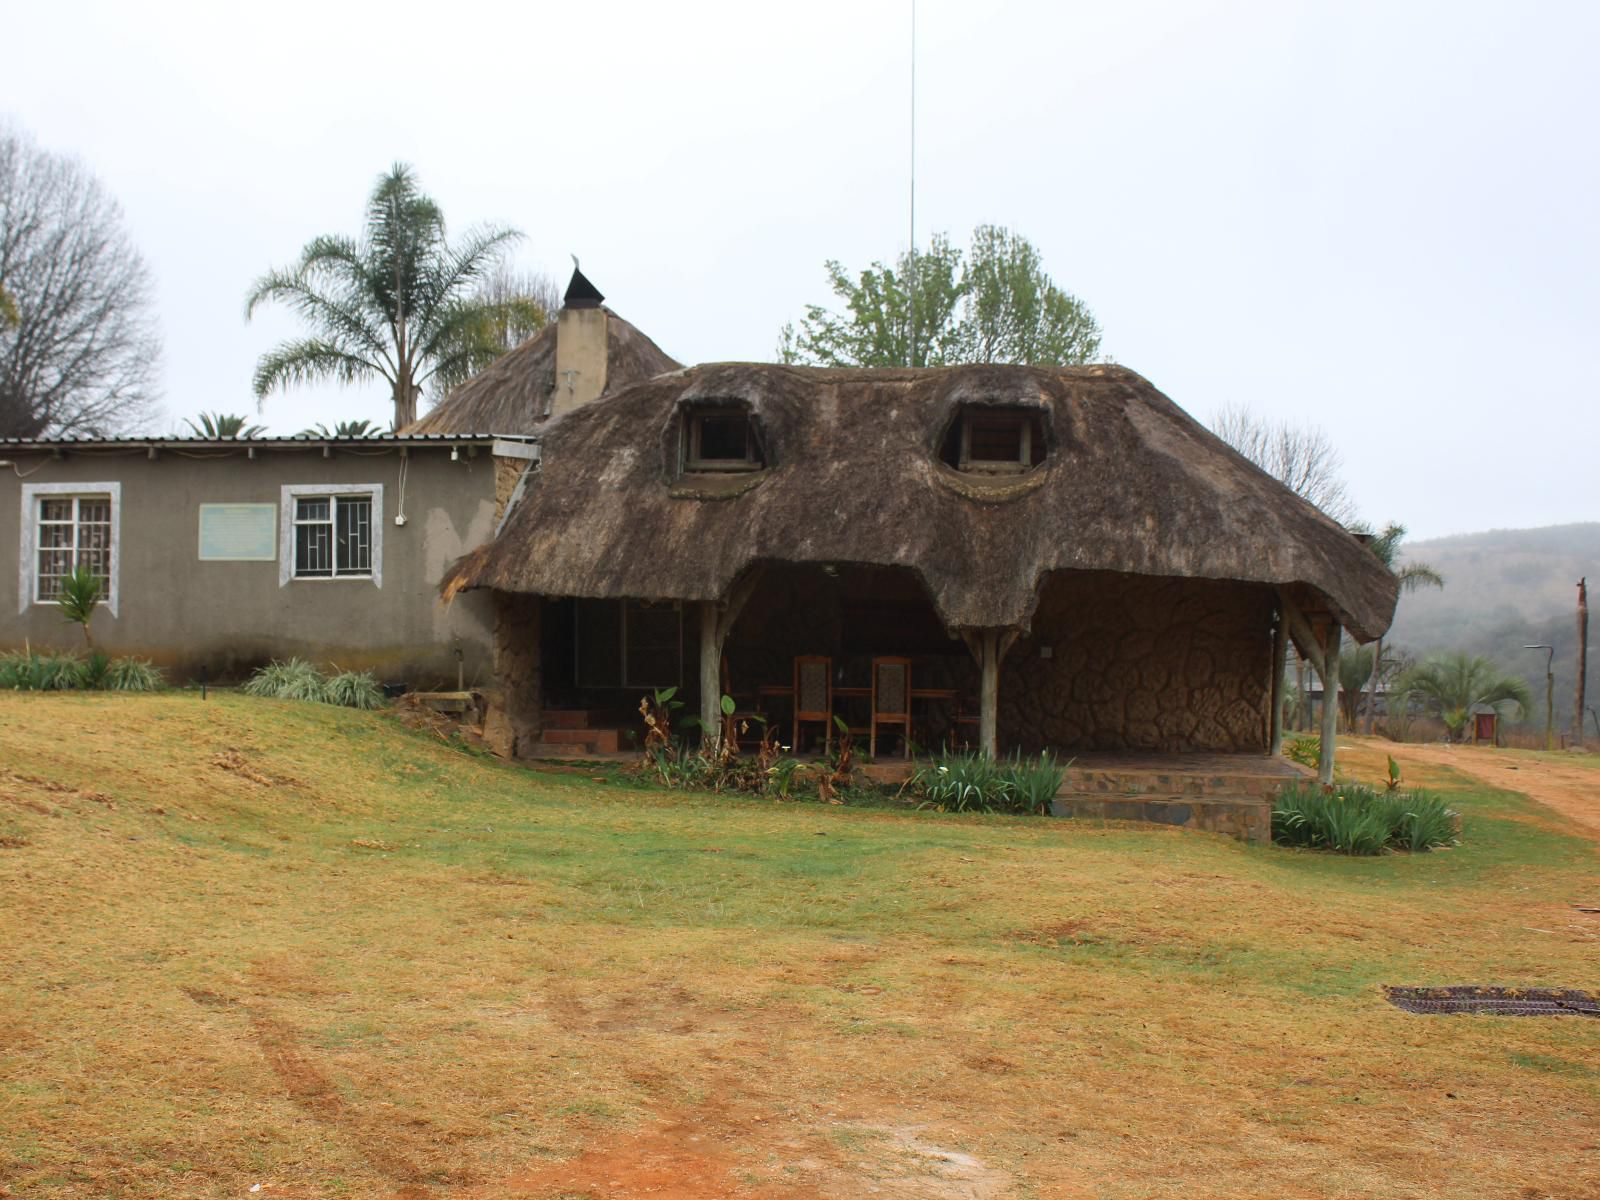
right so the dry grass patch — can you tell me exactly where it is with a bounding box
[1,693,1597,1199]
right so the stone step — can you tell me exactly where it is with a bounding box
[1051,792,1272,843]
[541,709,614,730]
[541,727,622,753]
[1057,768,1292,803]
[527,740,614,759]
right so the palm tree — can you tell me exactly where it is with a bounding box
[246,164,525,430]
[1361,522,1444,734]
[184,411,265,438]
[300,419,384,438]
[1399,653,1530,742]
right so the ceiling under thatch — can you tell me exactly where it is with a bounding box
[442,362,1399,641]
[402,307,679,436]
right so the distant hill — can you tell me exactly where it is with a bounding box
[1387,523,1599,736]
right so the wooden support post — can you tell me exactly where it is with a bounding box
[700,601,722,751]
[1318,623,1341,784]
[1269,607,1288,757]
[697,568,765,754]
[960,628,1018,760]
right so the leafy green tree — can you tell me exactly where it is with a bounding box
[1398,653,1530,742]
[57,565,102,649]
[1359,522,1444,733]
[300,418,383,438]
[184,411,264,438]
[246,164,525,430]
[779,226,1101,368]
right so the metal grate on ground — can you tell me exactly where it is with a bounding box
[1384,985,1600,1017]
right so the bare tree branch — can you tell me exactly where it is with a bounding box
[0,124,161,438]
[1210,402,1356,524]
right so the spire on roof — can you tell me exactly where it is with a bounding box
[563,259,604,310]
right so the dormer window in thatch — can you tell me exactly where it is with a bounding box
[681,404,764,473]
[939,405,1048,475]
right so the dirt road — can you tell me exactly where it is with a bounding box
[1341,738,1600,840]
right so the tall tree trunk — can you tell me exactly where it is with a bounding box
[1577,578,1589,747]
[1364,636,1383,736]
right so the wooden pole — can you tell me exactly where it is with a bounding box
[978,630,1000,760]
[699,601,722,752]
[1576,578,1588,748]
[1318,624,1340,784]
[1269,608,1287,756]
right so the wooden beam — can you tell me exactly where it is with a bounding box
[1318,623,1341,784]
[1277,589,1324,680]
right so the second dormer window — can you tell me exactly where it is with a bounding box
[684,408,762,472]
[941,406,1047,474]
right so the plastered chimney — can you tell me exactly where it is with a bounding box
[551,266,608,417]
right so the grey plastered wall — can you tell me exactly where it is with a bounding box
[1,447,498,685]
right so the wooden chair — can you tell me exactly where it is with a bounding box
[793,655,833,755]
[870,656,912,759]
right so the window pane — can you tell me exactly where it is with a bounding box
[37,549,71,599]
[335,496,371,575]
[39,498,74,522]
[296,522,332,576]
[296,497,330,522]
[77,499,111,525]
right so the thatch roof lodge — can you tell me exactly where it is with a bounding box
[441,291,1397,787]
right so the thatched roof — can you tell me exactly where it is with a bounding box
[403,307,679,435]
[442,362,1398,641]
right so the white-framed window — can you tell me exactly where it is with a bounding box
[18,482,121,616]
[278,484,384,587]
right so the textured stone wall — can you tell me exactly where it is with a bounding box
[484,590,542,757]
[1001,572,1273,753]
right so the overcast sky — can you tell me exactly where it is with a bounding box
[7,0,1596,539]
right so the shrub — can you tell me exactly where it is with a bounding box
[104,656,164,692]
[324,669,384,710]
[0,650,88,691]
[242,659,390,709]
[1284,734,1320,769]
[908,750,1066,815]
[1273,781,1459,855]
[242,658,330,703]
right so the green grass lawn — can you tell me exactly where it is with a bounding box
[2,692,1597,1199]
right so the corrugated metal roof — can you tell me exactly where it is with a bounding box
[0,432,538,449]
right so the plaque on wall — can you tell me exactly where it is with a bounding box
[198,504,277,561]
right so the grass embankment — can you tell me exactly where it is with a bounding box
[2,694,1597,1199]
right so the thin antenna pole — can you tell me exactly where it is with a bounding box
[908,0,917,368]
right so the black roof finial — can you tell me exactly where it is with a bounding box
[564,257,604,310]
